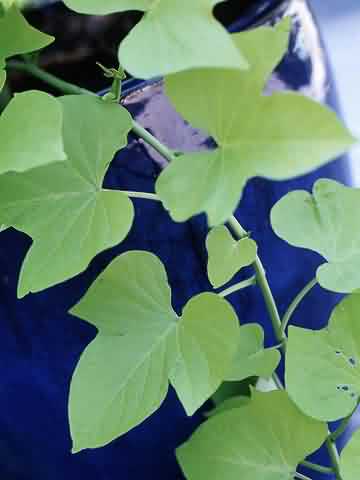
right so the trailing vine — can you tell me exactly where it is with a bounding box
[1,1,360,479]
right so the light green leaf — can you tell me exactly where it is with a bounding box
[340,429,360,480]
[0,95,133,296]
[63,0,151,13]
[226,324,281,382]
[69,250,240,451]
[0,5,53,89]
[177,390,328,480]
[206,225,257,288]
[0,91,66,174]
[156,19,355,226]
[286,293,360,422]
[272,179,360,293]
[63,0,247,78]
[170,292,240,416]
[70,251,178,452]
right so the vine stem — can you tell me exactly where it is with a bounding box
[329,400,359,443]
[7,60,92,96]
[120,191,160,201]
[218,275,256,298]
[228,216,286,350]
[6,60,177,164]
[281,277,318,334]
[300,460,333,476]
[326,438,343,480]
[295,472,312,480]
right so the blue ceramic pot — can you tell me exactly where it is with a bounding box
[0,1,353,479]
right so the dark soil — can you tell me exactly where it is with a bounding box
[8,0,262,94]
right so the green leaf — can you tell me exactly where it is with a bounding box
[206,226,257,288]
[177,390,328,480]
[271,179,360,293]
[226,324,281,382]
[340,429,360,480]
[69,250,240,451]
[286,293,360,422]
[0,5,53,90]
[156,19,355,226]
[63,0,247,78]
[63,0,151,15]
[69,251,178,452]
[170,292,240,415]
[0,95,134,296]
[0,91,66,174]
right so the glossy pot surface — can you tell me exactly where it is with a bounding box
[0,1,352,479]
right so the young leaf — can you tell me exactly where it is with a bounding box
[286,293,360,421]
[69,251,240,451]
[0,5,54,90]
[0,91,66,174]
[0,95,134,296]
[156,19,355,226]
[272,179,360,293]
[206,226,257,288]
[226,324,281,382]
[63,0,247,78]
[340,429,360,480]
[177,390,328,480]
[170,292,240,416]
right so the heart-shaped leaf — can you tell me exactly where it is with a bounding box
[340,429,360,480]
[177,390,327,480]
[0,95,134,296]
[170,292,240,416]
[156,19,355,226]
[0,5,53,90]
[0,91,66,174]
[63,0,247,78]
[206,225,257,288]
[286,293,360,421]
[226,324,281,381]
[272,179,360,293]
[69,250,240,451]
[69,251,179,452]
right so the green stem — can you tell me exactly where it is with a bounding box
[281,277,317,334]
[218,275,256,298]
[121,191,160,202]
[228,216,286,350]
[295,472,312,480]
[329,400,359,443]
[6,60,177,164]
[7,60,92,96]
[272,371,284,390]
[326,438,343,480]
[300,460,334,476]
[131,122,177,163]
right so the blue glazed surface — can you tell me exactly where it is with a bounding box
[0,1,353,479]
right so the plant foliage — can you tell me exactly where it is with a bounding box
[1,3,360,480]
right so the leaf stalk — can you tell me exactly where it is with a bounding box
[218,275,256,297]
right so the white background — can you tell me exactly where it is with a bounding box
[310,0,360,183]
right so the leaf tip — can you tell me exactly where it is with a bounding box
[71,442,83,455]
